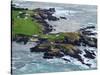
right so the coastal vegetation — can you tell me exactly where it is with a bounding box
[12,9,42,36]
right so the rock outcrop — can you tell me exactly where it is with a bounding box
[43,50,64,59]
[12,34,29,45]
[30,43,51,52]
[84,49,96,59]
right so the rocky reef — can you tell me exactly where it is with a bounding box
[29,28,97,67]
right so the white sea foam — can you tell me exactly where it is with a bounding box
[46,58,66,64]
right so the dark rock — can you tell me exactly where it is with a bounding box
[43,27,53,34]
[49,26,53,29]
[70,54,84,63]
[48,15,59,21]
[38,19,46,23]
[60,16,67,19]
[81,35,97,48]
[43,52,54,59]
[91,50,96,56]
[31,14,42,20]
[38,38,48,44]
[12,37,17,41]
[16,38,29,44]
[80,26,95,31]
[38,20,53,34]
[93,37,97,44]
[84,49,95,59]
[39,13,48,19]
[81,61,91,67]
[63,37,81,46]
[43,56,53,59]
[65,53,85,65]
[67,52,92,67]
[49,8,55,12]
[82,42,86,46]
[72,40,81,46]
[12,34,29,44]
[85,39,97,48]
[89,33,97,35]
[30,45,50,52]
[85,63,91,67]
[62,44,81,55]
[55,52,64,58]
[43,51,64,59]
[82,30,96,35]
[43,47,64,59]
[62,58,70,62]
[61,44,84,64]
[86,26,95,29]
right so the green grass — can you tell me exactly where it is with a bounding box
[39,33,65,42]
[12,10,42,36]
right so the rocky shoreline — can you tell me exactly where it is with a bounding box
[12,25,97,67]
[12,7,97,68]
[31,8,60,34]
